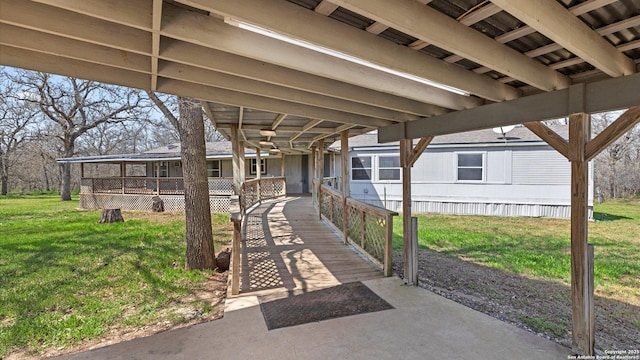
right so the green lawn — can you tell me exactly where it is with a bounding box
[0,195,231,358]
[392,198,640,296]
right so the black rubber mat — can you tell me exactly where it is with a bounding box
[259,282,394,330]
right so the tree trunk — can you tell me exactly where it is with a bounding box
[60,143,74,201]
[1,175,7,196]
[99,209,124,223]
[178,97,216,270]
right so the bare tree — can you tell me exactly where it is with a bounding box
[9,70,144,200]
[592,111,640,200]
[147,92,216,270]
[0,69,38,195]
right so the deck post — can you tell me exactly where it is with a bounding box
[281,153,285,177]
[340,130,350,244]
[569,113,594,355]
[384,214,394,277]
[120,161,125,195]
[255,146,261,202]
[231,124,244,196]
[400,139,417,285]
[318,138,325,180]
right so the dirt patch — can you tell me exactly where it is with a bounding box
[6,271,229,360]
[394,249,640,352]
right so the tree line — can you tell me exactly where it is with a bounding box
[0,67,223,197]
[1,67,639,200]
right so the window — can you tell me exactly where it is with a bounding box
[457,153,484,181]
[249,158,267,175]
[351,156,372,180]
[152,161,169,177]
[378,156,400,181]
[207,160,221,177]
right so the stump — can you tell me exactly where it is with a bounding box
[99,209,124,223]
[152,196,165,212]
[215,248,231,272]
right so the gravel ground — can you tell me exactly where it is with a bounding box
[393,249,640,353]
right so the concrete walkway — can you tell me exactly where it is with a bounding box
[59,277,571,360]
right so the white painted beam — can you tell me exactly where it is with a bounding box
[157,60,417,122]
[176,0,520,102]
[156,78,394,128]
[491,0,635,77]
[378,73,640,141]
[330,0,570,91]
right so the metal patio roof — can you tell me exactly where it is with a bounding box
[1,0,638,153]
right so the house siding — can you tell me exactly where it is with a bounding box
[347,144,593,219]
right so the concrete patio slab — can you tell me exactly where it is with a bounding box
[58,277,571,360]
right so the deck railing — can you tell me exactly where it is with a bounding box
[314,180,397,276]
[81,177,234,196]
[240,177,286,213]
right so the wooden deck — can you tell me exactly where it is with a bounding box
[237,196,383,296]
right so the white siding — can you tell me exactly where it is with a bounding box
[512,148,570,185]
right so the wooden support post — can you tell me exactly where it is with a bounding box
[330,151,335,177]
[155,162,160,195]
[384,214,394,277]
[229,195,241,296]
[569,113,594,356]
[255,147,261,202]
[281,153,285,177]
[318,138,325,180]
[231,124,242,195]
[340,130,350,244]
[80,163,85,179]
[400,139,417,285]
[120,161,125,194]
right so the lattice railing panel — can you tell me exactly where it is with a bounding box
[347,206,362,244]
[363,216,387,263]
[80,178,93,194]
[92,178,123,193]
[123,178,155,194]
[208,178,234,195]
[80,194,231,213]
[158,178,184,195]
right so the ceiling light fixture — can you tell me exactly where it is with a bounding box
[260,129,277,137]
[224,17,469,96]
[259,140,274,146]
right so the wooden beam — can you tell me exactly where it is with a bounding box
[289,119,324,142]
[150,0,162,91]
[400,139,417,285]
[379,73,640,142]
[156,78,394,128]
[524,122,569,160]
[568,113,594,356]
[332,0,569,92]
[340,130,350,244]
[408,136,433,167]
[318,138,325,179]
[230,124,243,195]
[271,113,287,130]
[176,0,519,102]
[158,60,416,123]
[492,0,634,77]
[585,106,640,161]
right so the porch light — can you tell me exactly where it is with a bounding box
[224,17,470,96]
[260,129,277,137]
[269,148,281,153]
[259,140,274,146]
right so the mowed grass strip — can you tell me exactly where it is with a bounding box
[392,198,640,302]
[0,195,232,357]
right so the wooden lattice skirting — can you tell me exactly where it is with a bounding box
[80,194,231,213]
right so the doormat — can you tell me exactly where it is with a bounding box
[258,282,394,330]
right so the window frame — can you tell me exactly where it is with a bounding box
[249,158,267,175]
[455,152,485,182]
[377,155,401,182]
[350,155,373,181]
[206,160,221,178]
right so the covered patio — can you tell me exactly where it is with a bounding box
[2,0,639,356]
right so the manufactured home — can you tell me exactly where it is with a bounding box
[328,125,594,219]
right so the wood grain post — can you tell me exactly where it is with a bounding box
[569,113,593,356]
[384,214,394,277]
[231,124,241,195]
[229,195,241,296]
[255,147,261,202]
[340,130,350,243]
[400,139,417,285]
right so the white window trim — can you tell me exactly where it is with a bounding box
[455,152,486,183]
[377,154,402,183]
[350,155,373,182]
[207,160,221,178]
[249,158,267,175]
[350,154,402,182]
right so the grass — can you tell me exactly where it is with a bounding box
[392,198,640,297]
[0,195,232,358]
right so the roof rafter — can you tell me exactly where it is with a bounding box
[176,0,519,102]
[491,0,635,77]
[331,0,570,91]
